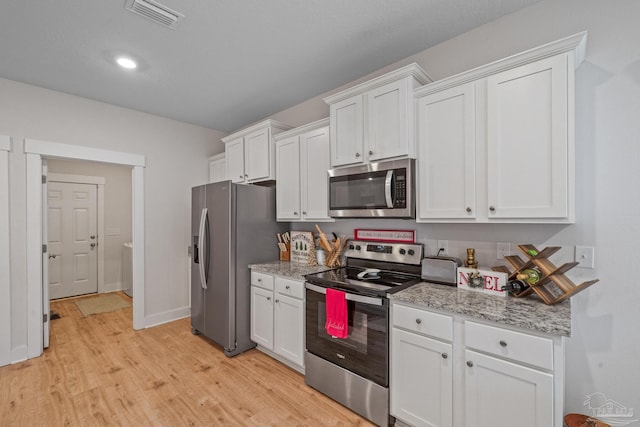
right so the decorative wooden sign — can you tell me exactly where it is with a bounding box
[354,229,415,243]
[290,231,314,264]
[458,267,508,297]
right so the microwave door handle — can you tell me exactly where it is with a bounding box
[384,170,394,208]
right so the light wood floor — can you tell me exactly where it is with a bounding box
[0,293,374,426]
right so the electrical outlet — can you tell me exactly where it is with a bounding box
[437,240,448,256]
[497,242,510,260]
[575,246,595,269]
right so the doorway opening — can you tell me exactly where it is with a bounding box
[24,138,145,361]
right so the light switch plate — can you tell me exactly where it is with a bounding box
[575,246,595,269]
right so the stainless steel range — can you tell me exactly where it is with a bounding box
[304,240,423,427]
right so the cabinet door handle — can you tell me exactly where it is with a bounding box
[293,212,298,216]
[368,150,373,155]
[441,353,448,359]
[266,296,271,301]
[239,175,243,180]
[275,299,279,303]
[244,174,248,178]
[257,278,262,282]
[302,211,307,215]
[355,152,361,158]
[466,207,472,213]
[499,340,507,347]
[489,206,496,213]
[466,361,474,367]
[285,285,290,290]
[415,318,422,324]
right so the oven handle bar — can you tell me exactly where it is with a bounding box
[305,282,384,306]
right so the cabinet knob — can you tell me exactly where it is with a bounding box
[489,206,496,213]
[355,152,361,158]
[90,235,96,239]
[285,285,290,290]
[266,296,271,301]
[293,212,298,216]
[466,361,474,368]
[466,207,472,213]
[257,278,262,282]
[48,254,57,259]
[368,150,373,155]
[441,353,448,359]
[244,174,248,178]
[275,299,279,303]
[90,243,96,248]
[302,211,307,215]
[415,318,422,325]
[499,340,507,347]
[239,175,243,179]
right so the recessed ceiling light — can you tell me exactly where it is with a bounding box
[116,56,138,70]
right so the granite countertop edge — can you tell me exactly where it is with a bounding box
[390,282,571,337]
[249,261,332,281]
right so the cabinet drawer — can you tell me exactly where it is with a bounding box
[251,272,274,291]
[393,304,453,342]
[275,277,304,300]
[465,321,553,370]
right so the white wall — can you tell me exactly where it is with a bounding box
[278,0,640,417]
[0,77,225,363]
[47,159,133,291]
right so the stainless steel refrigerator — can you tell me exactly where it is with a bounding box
[191,181,286,356]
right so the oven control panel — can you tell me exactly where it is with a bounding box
[343,240,423,265]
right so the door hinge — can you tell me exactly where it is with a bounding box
[42,175,47,184]
[43,313,48,323]
[42,244,47,253]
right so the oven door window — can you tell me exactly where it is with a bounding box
[329,170,392,210]
[305,288,388,386]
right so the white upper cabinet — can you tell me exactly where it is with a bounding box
[417,83,477,220]
[222,119,292,184]
[486,54,569,220]
[415,32,586,223]
[325,63,432,167]
[275,119,332,222]
[208,153,227,183]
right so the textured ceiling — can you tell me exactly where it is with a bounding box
[0,0,540,132]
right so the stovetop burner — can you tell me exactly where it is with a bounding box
[305,265,421,297]
[304,239,424,297]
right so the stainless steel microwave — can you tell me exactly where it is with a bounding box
[328,158,415,218]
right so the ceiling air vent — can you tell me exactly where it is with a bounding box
[125,0,184,29]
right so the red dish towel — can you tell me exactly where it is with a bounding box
[325,288,348,339]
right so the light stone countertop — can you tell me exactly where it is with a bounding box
[249,262,571,337]
[249,261,332,281]
[390,281,571,337]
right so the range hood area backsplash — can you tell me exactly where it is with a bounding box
[289,218,589,283]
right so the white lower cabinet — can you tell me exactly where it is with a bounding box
[391,329,453,427]
[390,302,564,427]
[250,271,305,372]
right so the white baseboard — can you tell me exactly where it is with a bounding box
[101,280,122,293]
[144,306,190,328]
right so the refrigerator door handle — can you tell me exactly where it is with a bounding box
[198,208,209,289]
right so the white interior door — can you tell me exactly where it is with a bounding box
[48,182,98,299]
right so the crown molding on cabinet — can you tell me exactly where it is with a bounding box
[273,118,330,142]
[221,119,293,143]
[414,31,587,98]
[323,62,433,105]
